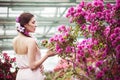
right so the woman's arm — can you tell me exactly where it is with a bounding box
[27,38,55,70]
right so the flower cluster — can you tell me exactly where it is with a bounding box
[54,59,71,72]
[0,52,18,80]
[41,25,77,59]
[42,0,120,80]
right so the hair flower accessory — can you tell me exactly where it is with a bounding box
[17,26,25,32]
[16,17,19,23]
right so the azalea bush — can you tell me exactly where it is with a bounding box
[42,0,120,80]
[0,52,18,80]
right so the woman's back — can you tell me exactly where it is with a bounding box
[13,34,30,55]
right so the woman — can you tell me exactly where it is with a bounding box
[13,12,55,80]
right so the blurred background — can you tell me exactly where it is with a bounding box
[0,0,115,71]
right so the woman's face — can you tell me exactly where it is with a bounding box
[25,17,36,32]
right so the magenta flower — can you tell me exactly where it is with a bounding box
[96,71,104,79]
[110,33,116,41]
[64,32,69,37]
[96,60,103,67]
[59,37,65,43]
[65,46,72,53]
[49,37,54,42]
[55,44,63,53]
[81,24,86,30]
[114,27,120,34]
[115,45,120,54]
[16,17,19,23]
[116,0,120,7]
[87,66,94,72]
[66,13,70,18]
[56,48,63,53]
[103,26,110,37]
[106,3,113,9]
[57,25,67,32]
[69,17,74,23]
[66,6,75,17]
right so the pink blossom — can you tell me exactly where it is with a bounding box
[64,32,69,37]
[115,45,120,54]
[74,13,80,17]
[16,17,19,23]
[106,3,113,9]
[54,59,70,71]
[103,26,110,37]
[55,44,63,53]
[81,24,86,30]
[116,0,120,7]
[59,37,65,43]
[87,66,94,72]
[3,53,8,57]
[78,1,85,8]
[49,37,54,42]
[95,60,103,67]
[66,13,70,18]
[65,46,72,53]
[67,7,75,17]
[69,17,73,23]
[57,25,67,32]
[110,33,116,41]
[76,7,82,13]
[96,71,104,79]
[114,27,120,34]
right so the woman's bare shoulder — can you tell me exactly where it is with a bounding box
[27,37,37,46]
[12,36,18,44]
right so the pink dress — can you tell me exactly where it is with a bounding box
[15,53,45,80]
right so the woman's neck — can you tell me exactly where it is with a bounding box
[18,32,31,37]
[18,32,26,37]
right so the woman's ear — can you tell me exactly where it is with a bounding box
[24,24,29,28]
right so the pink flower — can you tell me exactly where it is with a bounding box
[115,45,120,54]
[103,26,110,37]
[116,0,120,7]
[59,37,65,43]
[114,27,120,34]
[3,53,8,57]
[95,60,103,67]
[16,17,19,23]
[65,46,72,53]
[57,25,66,32]
[55,44,63,53]
[110,33,116,41]
[54,59,69,72]
[96,71,104,79]
[49,37,54,42]
[66,13,70,18]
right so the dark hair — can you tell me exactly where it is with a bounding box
[18,13,34,27]
[17,13,34,37]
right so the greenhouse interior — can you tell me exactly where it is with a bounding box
[0,0,120,80]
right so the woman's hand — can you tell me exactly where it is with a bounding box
[46,50,56,57]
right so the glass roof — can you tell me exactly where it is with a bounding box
[0,0,116,50]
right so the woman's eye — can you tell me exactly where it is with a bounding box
[32,22,35,24]
[32,21,36,24]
